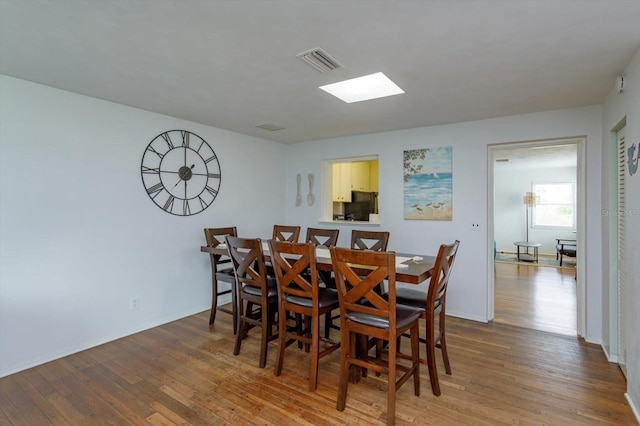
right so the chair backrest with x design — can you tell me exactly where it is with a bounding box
[272,225,301,242]
[350,230,389,252]
[269,240,317,303]
[428,240,460,312]
[331,247,396,328]
[305,227,339,248]
[226,236,268,291]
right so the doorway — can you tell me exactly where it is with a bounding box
[614,123,627,376]
[488,137,585,337]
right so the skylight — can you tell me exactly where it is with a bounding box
[319,72,404,103]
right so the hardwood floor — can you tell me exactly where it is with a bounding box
[495,260,577,335]
[0,305,634,425]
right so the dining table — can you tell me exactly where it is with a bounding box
[200,242,436,285]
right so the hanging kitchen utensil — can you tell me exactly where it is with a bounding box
[296,173,302,206]
[307,173,315,206]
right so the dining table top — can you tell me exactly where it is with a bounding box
[200,242,436,285]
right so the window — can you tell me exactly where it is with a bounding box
[533,182,575,228]
[324,156,379,222]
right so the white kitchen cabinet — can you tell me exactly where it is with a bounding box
[369,160,379,192]
[351,161,370,192]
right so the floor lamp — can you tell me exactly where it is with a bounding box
[523,192,539,242]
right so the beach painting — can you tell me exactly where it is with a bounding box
[403,147,452,220]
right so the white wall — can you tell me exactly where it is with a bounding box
[0,75,287,377]
[602,47,640,417]
[285,105,603,337]
[495,165,577,254]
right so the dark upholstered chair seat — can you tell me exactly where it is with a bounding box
[395,288,441,312]
[349,304,422,329]
[242,277,278,298]
[217,268,235,278]
[286,288,339,309]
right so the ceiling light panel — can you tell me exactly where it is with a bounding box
[319,72,404,103]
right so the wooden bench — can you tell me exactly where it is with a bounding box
[555,239,576,266]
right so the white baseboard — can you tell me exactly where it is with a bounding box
[601,343,619,363]
[625,393,640,424]
[446,310,489,323]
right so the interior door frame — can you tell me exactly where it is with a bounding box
[487,137,586,337]
[607,118,627,370]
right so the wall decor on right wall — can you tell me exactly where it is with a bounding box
[403,146,453,220]
[628,142,638,176]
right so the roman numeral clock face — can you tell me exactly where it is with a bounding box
[141,130,221,216]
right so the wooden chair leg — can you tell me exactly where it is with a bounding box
[274,306,287,377]
[425,315,441,396]
[233,300,248,356]
[324,310,332,339]
[209,277,218,325]
[309,315,320,391]
[336,330,351,411]
[359,334,369,379]
[304,315,312,353]
[259,302,270,368]
[440,310,451,375]
[230,284,238,334]
[387,336,397,425]
[411,325,421,395]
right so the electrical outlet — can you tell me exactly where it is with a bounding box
[130,296,139,310]
[471,223,480,231]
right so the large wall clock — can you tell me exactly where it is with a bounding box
[141,130,221,216]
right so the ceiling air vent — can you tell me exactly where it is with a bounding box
[296,48,343,73]
[256,123,285,132]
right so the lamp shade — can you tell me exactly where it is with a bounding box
[523,192,540,207]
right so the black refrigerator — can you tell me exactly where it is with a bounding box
[344,191,378,221]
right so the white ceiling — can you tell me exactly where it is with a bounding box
[1,1,639,144]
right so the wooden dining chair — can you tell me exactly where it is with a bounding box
[330,247,421,425]
[268,240,340,391]
[305,228,339,284]
[304,228,341,339]
[305,227,339,249]
[226,236,279,368]
[325,229,391,337]
[203,227,238,333]
[351,229,390,252]
[272,225,301,242]
[395,240,460,396]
